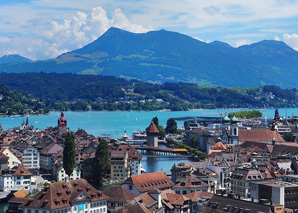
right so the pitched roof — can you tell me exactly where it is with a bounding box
[165,193,190,206]
[134,192,157,209]
[123,171,174,193]
[238,129,285,143]
[103,185,138,202]
[211,142,227,150]
[40,143,63,155]
[114,200,151,213]
[184,190,214,202]
[21,179,109,210]
[14,164,32,176]
[13,188,29,198]
[231,169,264,181]
[147,122,159,134]
[207,195,275,212]
[0,152,8,159]
[173,175,208,188]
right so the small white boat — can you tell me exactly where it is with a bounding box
[120,131,130,141]
[132,130,147,140]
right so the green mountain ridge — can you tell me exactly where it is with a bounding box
[1,27,298,88]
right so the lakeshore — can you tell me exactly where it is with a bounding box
[0,108,293,139]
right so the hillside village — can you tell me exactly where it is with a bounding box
[1,109,298,212]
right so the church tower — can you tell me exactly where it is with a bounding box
[58,111,67,136]
[229,116,239,145]
[221,115,230,144]
[146,122,159,147]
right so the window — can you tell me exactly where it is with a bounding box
[35,210,39,213]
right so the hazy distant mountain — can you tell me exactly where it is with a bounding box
[0,54,32,64]
[0,27,298,88]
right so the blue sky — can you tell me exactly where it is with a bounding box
[1,0,298,60]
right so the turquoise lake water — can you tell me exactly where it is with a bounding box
[0,108,293,138]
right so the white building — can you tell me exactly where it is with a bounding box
[22,145,40,170]
[56,165,81,182]
[1,148,21,169]
[0,164,32,192]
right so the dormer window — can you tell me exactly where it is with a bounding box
[54,199,60,206]
[61,198,67,204]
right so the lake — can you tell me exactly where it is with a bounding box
[0,108,293,138]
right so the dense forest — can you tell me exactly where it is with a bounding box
[0,83,49,115]
[0,73,298,115]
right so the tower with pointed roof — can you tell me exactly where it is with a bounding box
[58,111,67,136]
[221,115,230,144]
[229,116,239,145]
[146,122,159,147]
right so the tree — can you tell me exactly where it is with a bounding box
[63,132,76,178]
[93,139,110,187]
[165,118,177,134]
[152,116,159,127]
[189,135,199,148]
[284,132,294,142]
[152,116,165,138]
[158,125,166,138]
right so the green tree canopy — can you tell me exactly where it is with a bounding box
[152,116,159,127]
[165,118,177,134]
[93,139,110,187]
[158,125,166,138]
[63,132,76,177]
[228,110,262,119]
[189,135,199,148]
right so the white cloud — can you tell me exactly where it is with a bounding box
[0,6,153,60]
[193,37,210,43]
[283,34,298,51]
[235,40,248,47]
[1,0,298,59]
[274,36,280,41]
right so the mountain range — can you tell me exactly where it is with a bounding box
[1,27,298,88]
[0,54,32,64]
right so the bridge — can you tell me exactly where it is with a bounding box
[135,146,190,157]
[172,116,222,123]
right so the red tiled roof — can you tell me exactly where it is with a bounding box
[184,191,214,202]
[14,164,32,176]
[211,142,227,150]
[21,179,109,210]
[0,152,8,159]
[103,185,138,202]
[173,175,208,188]
[147,122,159,134]
[13,188,29,198]
[238,129,285,142]
[123,171,174,193]
[165,193,190,206]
